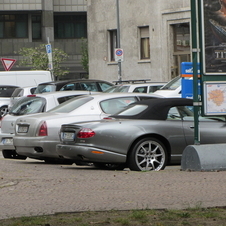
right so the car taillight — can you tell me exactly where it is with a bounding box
[77,128,95,138]
[0,117,2,128]
[38,121,48,136]
[103,117,114,120]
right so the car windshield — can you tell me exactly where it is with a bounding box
[0,87,18,97]
[47,96,93,113]
[160,76,181,90]
[104,85,130,93]
[115,104,148,116]
[9,96,46,115]
[34,84,56,93]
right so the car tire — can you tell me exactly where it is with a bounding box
[0,105,8,117]
[44,158,74,165]
[128,137,168,171]
[93,163,126,170]
[2,150,27,160]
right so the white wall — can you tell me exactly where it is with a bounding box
[87,0,190,83]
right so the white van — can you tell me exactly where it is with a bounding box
[154,76,182,97]
[0,70,53,117]
[0,70,53,87]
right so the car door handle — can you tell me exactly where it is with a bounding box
[190,126,194,129]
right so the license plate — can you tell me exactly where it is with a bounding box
[2,138,13,145]
[18,126,29,133]
[62,132,75,141]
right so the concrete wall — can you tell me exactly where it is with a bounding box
[87,0,190,83]
[0,0,87,79]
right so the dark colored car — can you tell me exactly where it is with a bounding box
[34,79,114,94]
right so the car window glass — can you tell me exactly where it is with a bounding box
[160,76,181,90]
[60,84,75,91]
[148,85,162,93]
[9,97,46,115]
[100,97,137,114]
[57,95,84,104]
[81,82,98,91]
[133,86,147,93]
[48,96,93,113]
[30,87,36,94]
[34,84,56,93]
[99,82,113,91]
[116,104,148,116]
[11,88,23,97]
[0,87,18,97]
[167,107,181,120]
[103,85,129,93]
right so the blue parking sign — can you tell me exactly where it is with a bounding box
[46,44,52,54]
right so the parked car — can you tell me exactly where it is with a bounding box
[13,93,162,163]
[0,85,20,117]
[56,98,226,171]
[104,79,166,93]
[34,79,114,94]
[0,90,98,159]
[154,76,182,97]
[8,86,37,110]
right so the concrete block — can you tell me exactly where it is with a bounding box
[181,144,226,171]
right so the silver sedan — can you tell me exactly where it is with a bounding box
[0,90,97,159]
[13,92,161,163]
[56,98,226,171]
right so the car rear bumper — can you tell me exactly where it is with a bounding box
[13,136,59,159]
[0,132,15,151]
[56,144,126,163]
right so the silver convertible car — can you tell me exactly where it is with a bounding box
[13,93,161,163]
[56,98,226,171]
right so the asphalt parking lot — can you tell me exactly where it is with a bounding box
[1,152,226,220]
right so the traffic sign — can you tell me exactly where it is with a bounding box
[1,58,16,71]
[115,48,124,62]
[45,44,53,70]
[45,44,52,54]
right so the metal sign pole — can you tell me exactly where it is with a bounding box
[116,0,122,83]
[190,0,200,144]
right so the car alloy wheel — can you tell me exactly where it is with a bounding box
[128,137,167,171]
[0,106,8,117]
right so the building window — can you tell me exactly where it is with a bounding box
[140,26,150,60]
[174,23,190,52]
[0,14,28,38]
[109,29,117,61]
[54,14,87,39]
[32,15,41,40]
[172,23,190,78]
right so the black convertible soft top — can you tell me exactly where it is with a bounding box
[111,98,193,120]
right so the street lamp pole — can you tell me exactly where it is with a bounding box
[116,0,122,83]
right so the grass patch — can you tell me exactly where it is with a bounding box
[0,207,226,226]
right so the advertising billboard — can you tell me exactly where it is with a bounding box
[201,0,226,75]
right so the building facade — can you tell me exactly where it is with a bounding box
[0,0,87,79]
[87,0,191,83]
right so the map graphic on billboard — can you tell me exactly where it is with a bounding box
[203,81,226,115]
[201,0,226,74]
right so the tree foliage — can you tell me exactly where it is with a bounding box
[16,44,69,79]
[81,38,89,75]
